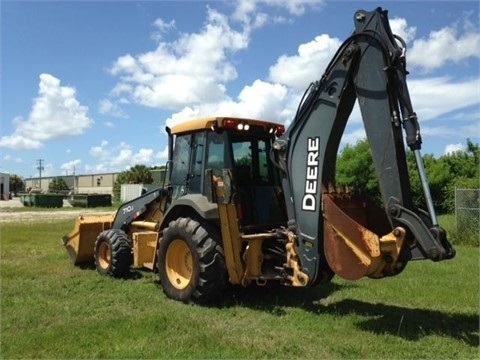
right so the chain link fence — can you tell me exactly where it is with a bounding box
[455,188,480,244]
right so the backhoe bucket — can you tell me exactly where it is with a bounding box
[62,214,114,265]
[322,192,406,280]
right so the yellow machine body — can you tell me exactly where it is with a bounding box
[132,231,158,270]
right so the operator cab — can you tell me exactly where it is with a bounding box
[168,117,288,231]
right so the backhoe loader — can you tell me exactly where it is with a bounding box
[63,7,455,303]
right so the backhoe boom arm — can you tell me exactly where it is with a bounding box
[274,7,455,284]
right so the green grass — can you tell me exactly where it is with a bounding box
[438,213,479,247]
[1,218,478,359]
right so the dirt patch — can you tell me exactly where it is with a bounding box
[0,197,115,223]
[0,209,115,223]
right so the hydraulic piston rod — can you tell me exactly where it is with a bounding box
[414,149,438,226]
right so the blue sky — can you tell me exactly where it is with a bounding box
[1,0,479,178]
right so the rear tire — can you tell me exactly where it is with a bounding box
[94,229,132,277]
[157,217,226,303]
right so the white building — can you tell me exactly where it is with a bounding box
[23,169,167,196]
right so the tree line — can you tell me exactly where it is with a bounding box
[112,140,478,214]
[335,138,479,214]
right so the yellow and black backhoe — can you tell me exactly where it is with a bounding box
[63,7,455,303]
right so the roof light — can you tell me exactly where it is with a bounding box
[275,125,285,136]
[223,118,237,128]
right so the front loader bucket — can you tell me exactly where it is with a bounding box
[62,214,114,265]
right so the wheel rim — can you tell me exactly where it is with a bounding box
[165,239,193,289]
[97,241,111,270]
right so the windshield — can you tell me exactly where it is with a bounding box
[229,130,279,186]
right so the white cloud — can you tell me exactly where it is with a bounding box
[268,34,342,90]
[0,74,93,150]
[389,17,417,44]
[444,143,466,155]
[156,145,169,160]
[153,18,176,33]
[228,79,288,120]
[451,110,480,122]
[421,125,457,138]
[421,117,480,142]
[165,107,203,128]
[409,23,480,72]
[340,127,366,147]
[458,120,480,139]
[98,99,128,118]
[106,1,328,133]
[89,142,108,158]
[233,0,324,22]
[408,77,480,121]
[87,140,161,171]
[60,159,82,174]
[109,8,249,111]
[164,79,289,128]
[151,18,176,42]
[3,154,22,164]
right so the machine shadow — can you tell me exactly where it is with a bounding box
[77,262,145,280]
[217,283,479,347]
[313,298,479,347]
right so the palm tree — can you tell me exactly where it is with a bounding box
[126,164,153,184]
[113,165,153,201]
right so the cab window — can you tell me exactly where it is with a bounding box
[231,138,273,186]
[170,135,190,186]
[188,132,205,193]
[206,131,226,176]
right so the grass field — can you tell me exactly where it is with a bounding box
[0,217,478,359]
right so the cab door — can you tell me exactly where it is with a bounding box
[169,134,190,200]
[169,132,206,199]
[186,132,205,194]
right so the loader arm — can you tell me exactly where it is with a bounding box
[274,7,455,284]
[112,187,166,230]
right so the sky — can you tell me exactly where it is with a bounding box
[1,0,479,179]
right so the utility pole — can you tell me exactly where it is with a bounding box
[37,159,44,191]
[73,165,76,194]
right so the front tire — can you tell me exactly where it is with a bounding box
[157,217,226,303]
[94,229,132,277]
